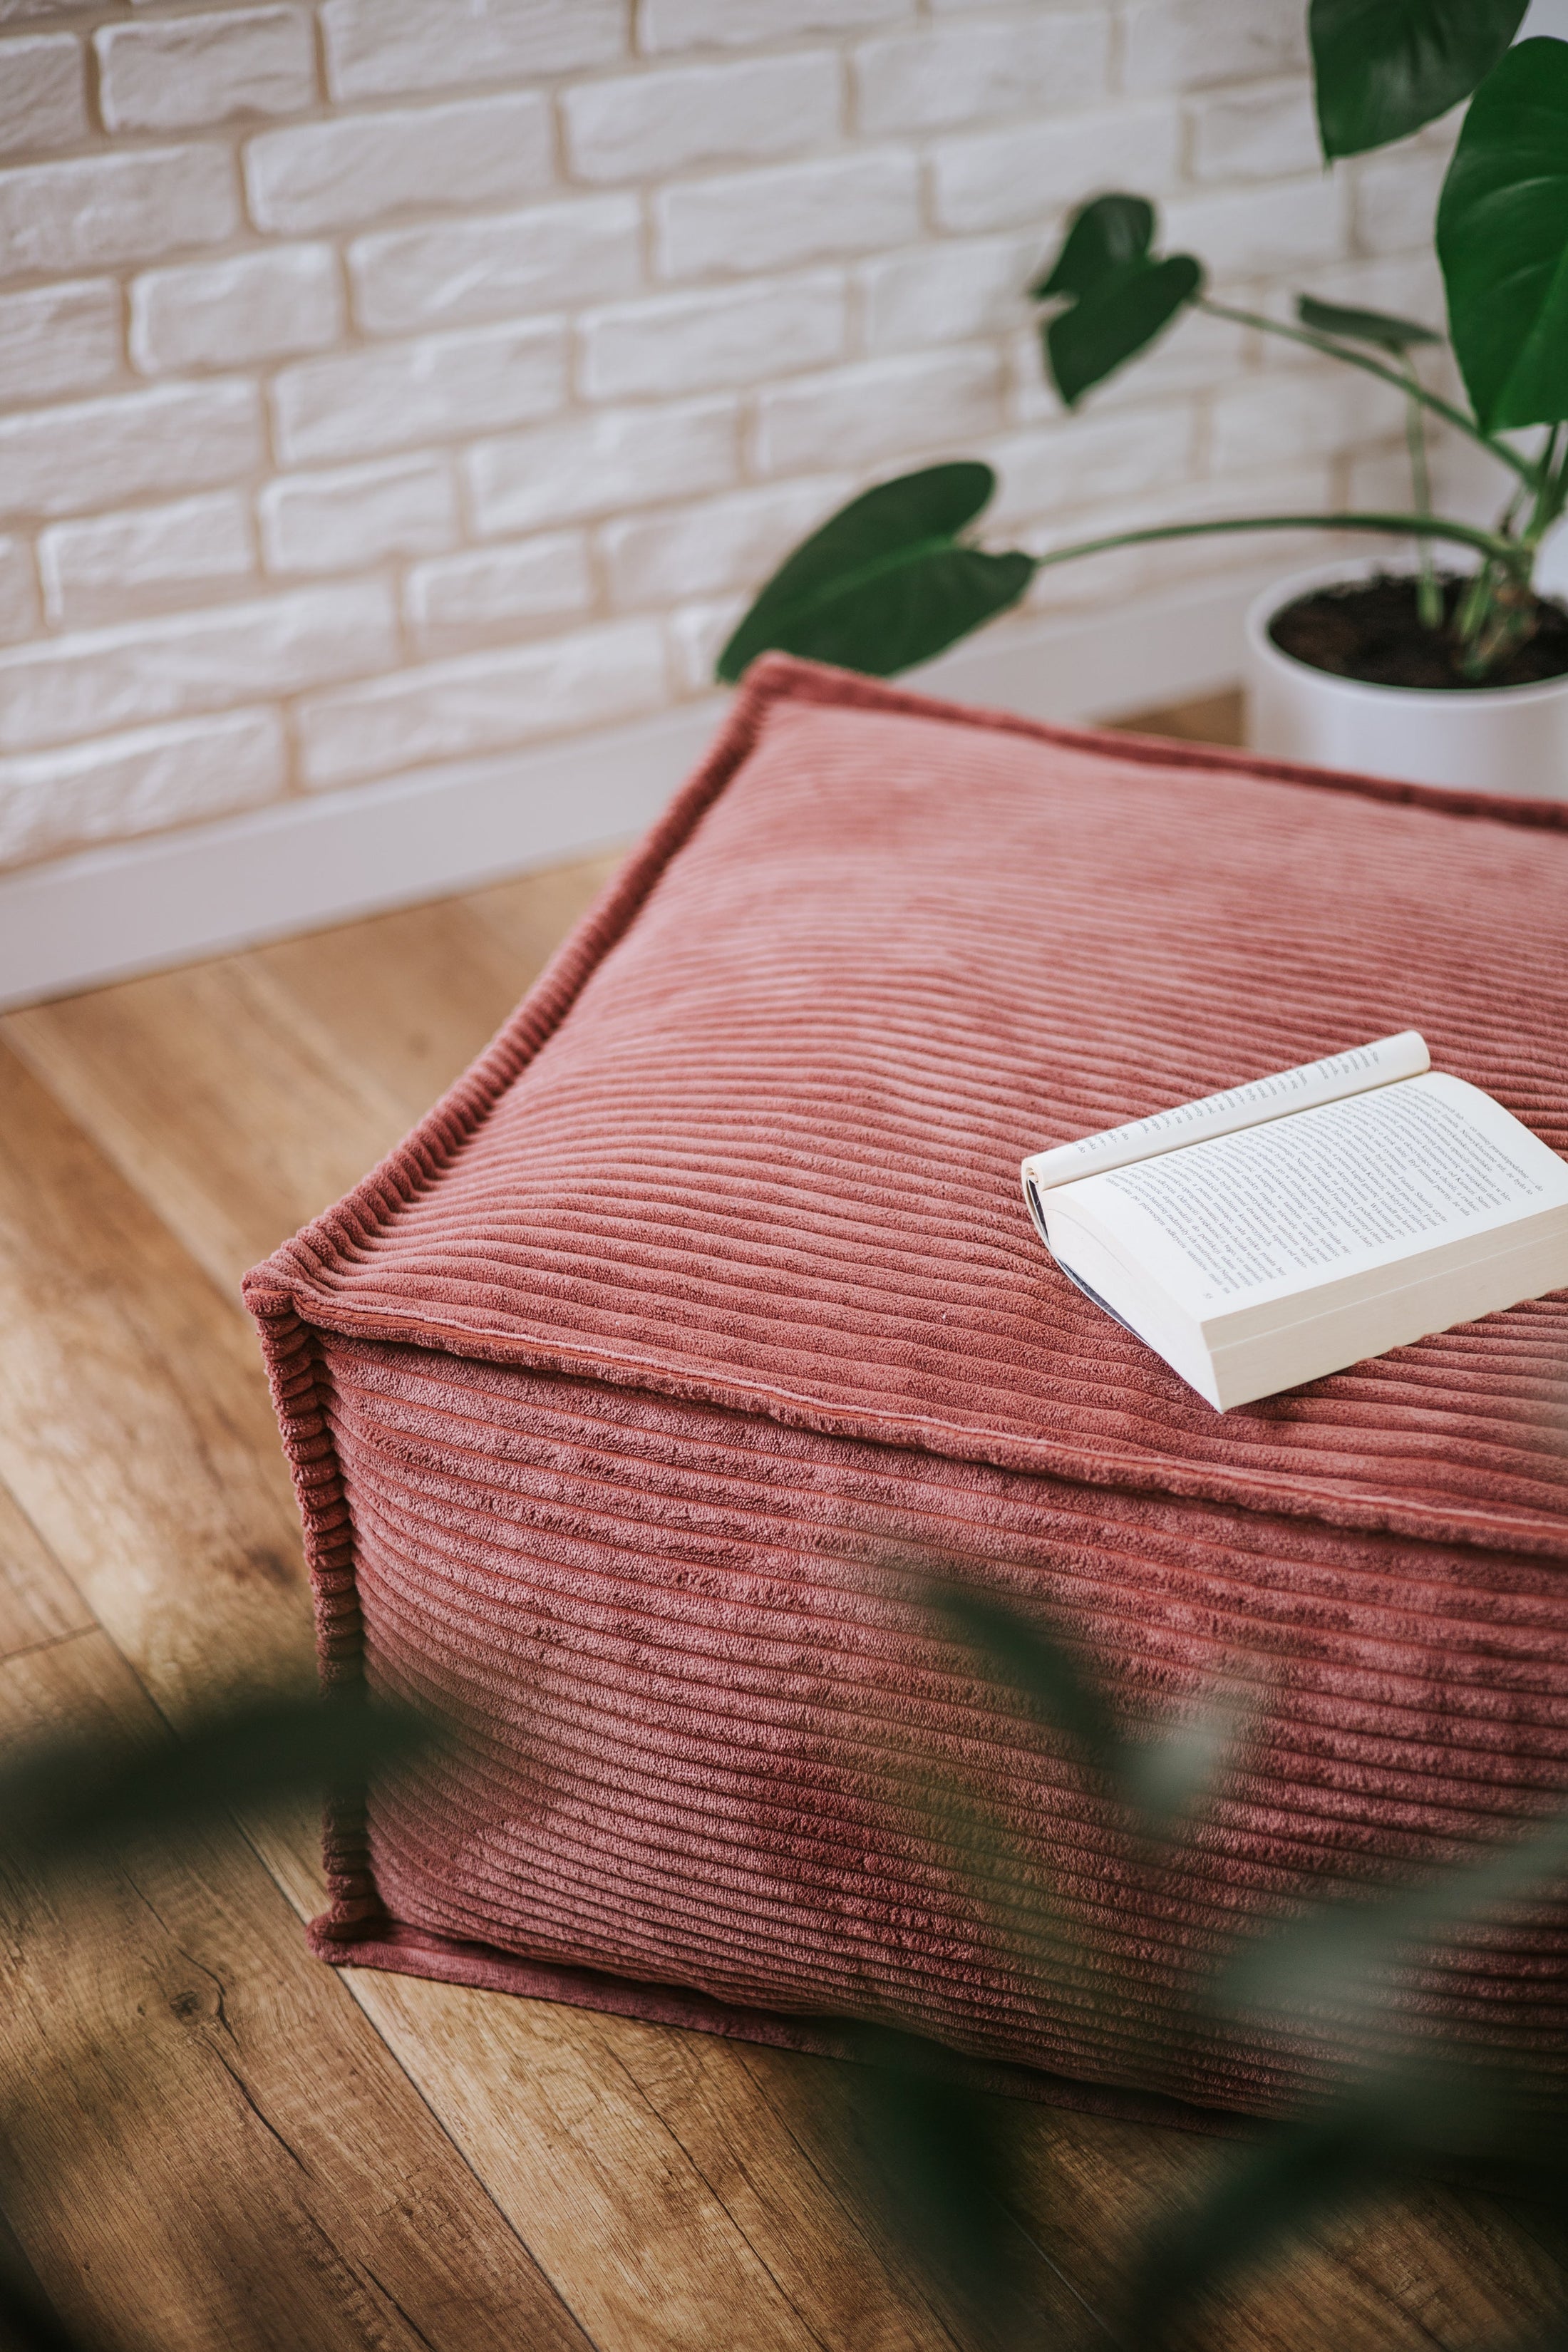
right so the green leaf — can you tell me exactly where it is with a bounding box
[1031,195,1203,408]
[1125,2098,1391,2348]
[1296,292,1440,354]
[1046,254,1202,407]
[1225,1791,1568,2036]
[1309,0,1527,160]
[936,1584,1238,1834]
[0,1692,429,1867]
[715,464,1033,684]
[936,1587,1126,1778]
[839,2041,1031,2319]
[1123,1694,1241,1831]
[1437,37,1568,433]
[1031,193,1155,299]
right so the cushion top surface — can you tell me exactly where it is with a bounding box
[262,659,1568,1556]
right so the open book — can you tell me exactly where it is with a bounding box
[1020,1033,1568,1411]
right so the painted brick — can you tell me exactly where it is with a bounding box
[1163,176,1346,282]
[0,709,284,865]
[0,281,120,406]
[853,15,1109,137]
[666,594,745,694]
[655,151,919,281]
[1186,76,1319,183]
[1353,148,1449,259]
[350,197,640,337]
[931,104,1182,234]
[1339,438,1419,517]
[861,232,1038,353]
[405,534,594,656]
[641,0,907,48]
[321,0,624,102]
[985,405,1200,529]
[0,533,34,641]
[0,0,1461,887]
[562,53,841,183]
[260,455,458,574]
[296,618,668,788]
[272,321,567,465]
[582,275,847,401]
[245,93,552,237]
[0,32,86,156]
[0,381,262,522]
[96,9,314,133]
[602,478,851,607]
[0,147,239,279]
[467,397,737,536]
[1023,461,1336,616]
[752,346,1004,475]
[41,492,256,626]
[1343,427,1489,532]
[1120,0,1308,96]
[131,245,341,374]
[1209,368,1390,478]
[0,582,396,752]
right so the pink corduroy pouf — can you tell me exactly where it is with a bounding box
[245,655,1568,2127]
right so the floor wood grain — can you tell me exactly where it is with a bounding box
[1,688,1561,2350]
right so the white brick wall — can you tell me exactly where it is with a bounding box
[0,0,1457,878]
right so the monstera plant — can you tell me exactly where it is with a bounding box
[718,4,1568,708]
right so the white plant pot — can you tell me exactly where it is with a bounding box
[1244,560,1568,799]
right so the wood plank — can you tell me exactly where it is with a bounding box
[1105,688,1246,748]
[0,850,621,1300]
[340,1971,1006,2352]
[2,954,415,1303]
[0,1476,92,1664]
[247,850,623,1120]
[995,2100,1565,2352]
[0,1047,314,1706]
[0,1043,1010,2352]
[0,1623,595,2352]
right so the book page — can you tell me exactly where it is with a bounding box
[1052,1073,1568,1317]
[1023,1031,1429,1193]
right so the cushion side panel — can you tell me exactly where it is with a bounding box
[321,1332,1568,2119]
[248,1286,382,1932]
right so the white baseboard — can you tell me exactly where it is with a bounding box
[0,564,1271,1011]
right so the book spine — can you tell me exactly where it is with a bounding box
[1021,1031,1430,1193]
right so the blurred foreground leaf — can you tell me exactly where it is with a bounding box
[1126,1793,1568,2344]
[1225,1794,1568,2037]
[935,1582,1241,1835]
[0,1691,428,1870]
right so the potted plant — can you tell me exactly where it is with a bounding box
[718,4,1568,798]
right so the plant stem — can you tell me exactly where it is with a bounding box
[1527,422,1567,545]
[1028,510,1529,582]
[1402,358,1442,630]
[1197,297,1541,490]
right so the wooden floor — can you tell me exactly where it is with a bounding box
[0,690,1562,2351]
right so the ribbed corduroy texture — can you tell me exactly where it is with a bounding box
[247,656,1568,2122]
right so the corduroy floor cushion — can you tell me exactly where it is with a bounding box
[247,654,1568,2127]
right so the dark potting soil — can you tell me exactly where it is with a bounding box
[1268,572,1568,690]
